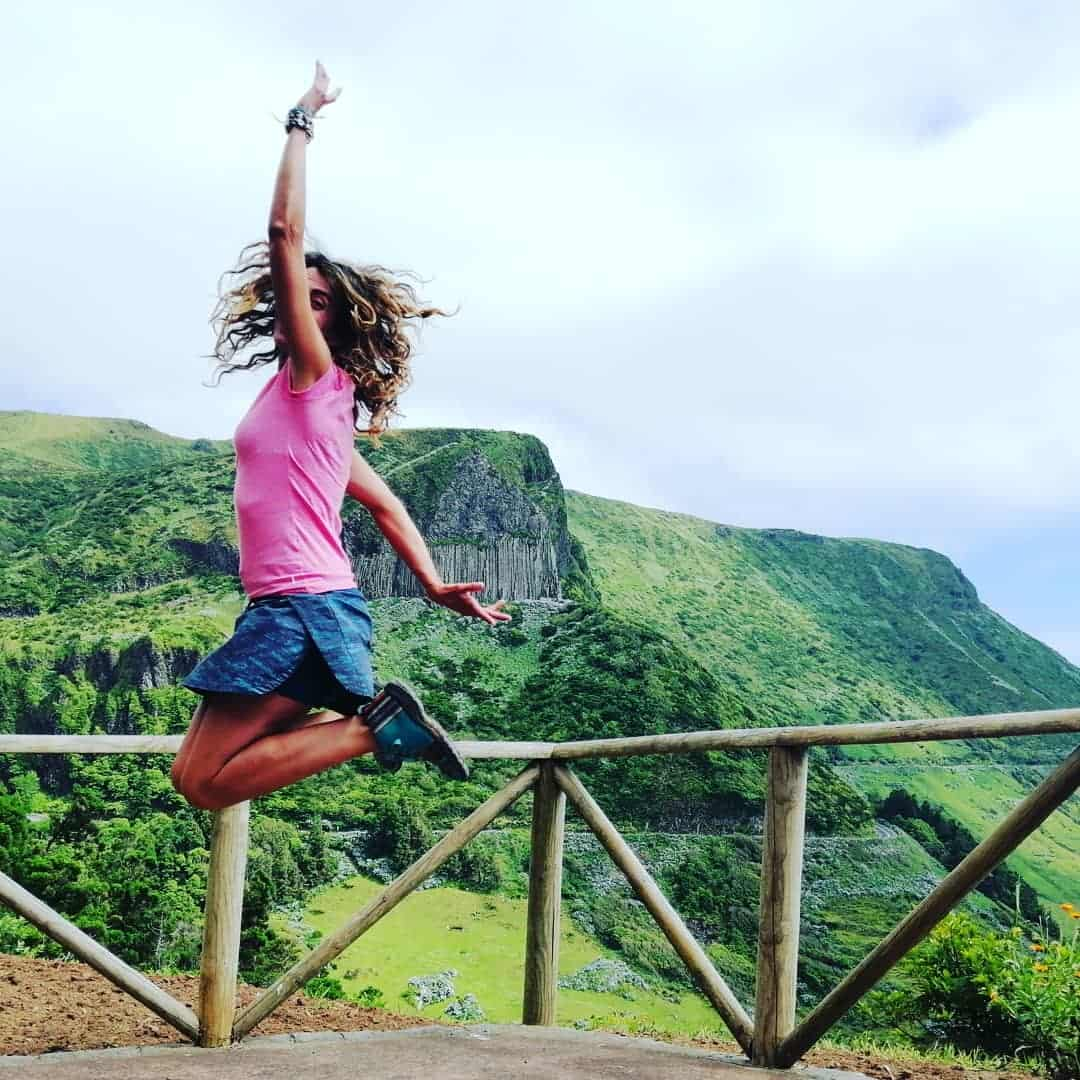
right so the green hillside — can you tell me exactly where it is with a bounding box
[564,489,1080,924]
[565,490,1080,735]
[0,410,1076,1053]
[0,411,227,573]
[275,817,1001,1032]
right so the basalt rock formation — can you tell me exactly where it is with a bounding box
[347,449,564,602]
[342,435,597,605]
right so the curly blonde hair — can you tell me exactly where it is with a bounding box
[204,240,454,441]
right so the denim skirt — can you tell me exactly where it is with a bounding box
[181,587,376,714]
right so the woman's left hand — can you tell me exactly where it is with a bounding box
[298,59,342,116]
[426,581,512,625]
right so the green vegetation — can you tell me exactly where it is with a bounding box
[0,409,1076,1071]
[0,772,328,982]
[274,873,727,1033]
[564,488,1080,918]
[881,911,1080,1080]
[874,787,1042,918]
[840,763,1080,932]
[565,490,1080,741]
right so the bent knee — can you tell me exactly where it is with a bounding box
[172,770,233,812]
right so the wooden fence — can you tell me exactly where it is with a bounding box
[1,704,1079,1068]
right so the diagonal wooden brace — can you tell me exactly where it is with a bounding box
[778,742,1080,1067]
[552,764,755,1053]
[232,763,540,1040]
[0,869,199,1040]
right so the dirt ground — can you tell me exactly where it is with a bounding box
[0,956,1038,1080]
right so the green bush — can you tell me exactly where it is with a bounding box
[352,985,386,1008]
[304,975,346,999]
[883,910,1080,1080]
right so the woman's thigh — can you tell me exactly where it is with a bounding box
[172,690,311,788]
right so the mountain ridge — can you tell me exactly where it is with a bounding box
[1,408,1076,929]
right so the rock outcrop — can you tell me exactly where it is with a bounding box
[347,448,570,602]
[55,637,202,695]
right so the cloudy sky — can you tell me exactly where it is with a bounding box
[3,2,1080,664]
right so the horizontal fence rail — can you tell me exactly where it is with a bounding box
[3,704,1079,757]
[0,706,1077,1066]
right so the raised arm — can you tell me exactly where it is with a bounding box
[267,61,342,392]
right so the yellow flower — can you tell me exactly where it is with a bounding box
[1033,962,1049,972]
[989,990,1000,1002]
[1062,902,1075,911]
[1011,926,1023,937]
[1030,943,1046,952]
[1071,912,1080,920]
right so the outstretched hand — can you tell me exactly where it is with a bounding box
[426,581,512,625]
[298,59,342,115]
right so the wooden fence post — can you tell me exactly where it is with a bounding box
[778,742,1080,1067]
[523,762,566,1025]
[752,746,809,1066]
[198,801,250,1047]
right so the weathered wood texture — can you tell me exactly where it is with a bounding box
[198,802,251,1047]
[3,707,1077,758]
[0,869,199,1040]
[3,713,1077,1067]
[522,762,566,1025]
[778,742,1080,1067]
[552,764,755,1053]
[232,764,540,1039]
[547,708,1080,759]
[0,735,184,754]
[753,747,809,1067]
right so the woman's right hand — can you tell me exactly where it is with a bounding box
[297,59,342,116]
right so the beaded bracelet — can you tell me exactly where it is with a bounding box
[285,105,315,142]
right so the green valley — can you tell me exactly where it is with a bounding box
[0,409,1076,1056]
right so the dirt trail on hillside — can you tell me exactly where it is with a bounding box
[0,956,1036,1080]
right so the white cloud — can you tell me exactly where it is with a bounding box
[3,1,1080,662]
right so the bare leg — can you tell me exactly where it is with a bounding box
[171,691,376,811]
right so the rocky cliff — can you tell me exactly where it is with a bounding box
[0,424,598,614]
[347,448,564,601]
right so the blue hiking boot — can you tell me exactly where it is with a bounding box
[360,679,470,781]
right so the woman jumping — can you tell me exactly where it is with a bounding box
[172,61,510,812]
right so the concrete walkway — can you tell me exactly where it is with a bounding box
[1,1025,868,1079]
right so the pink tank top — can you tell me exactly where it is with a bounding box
[232,361,359,599]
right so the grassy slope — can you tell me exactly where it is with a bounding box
[564,490,1080,733]
[278,818,1002,1034]
[836,762,1080,918]
[564,489,1080,923]
[276,875,724,1034]
[0,411,224,474]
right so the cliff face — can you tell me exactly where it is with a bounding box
[61,638,202,696]
[348,449,563,601]
[0,425,596,614]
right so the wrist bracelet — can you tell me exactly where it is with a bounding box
[285,105,315,142]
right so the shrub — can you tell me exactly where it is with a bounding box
[304,975,346,999]
[883,910,1080,1080]
[353,985,386,1008]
